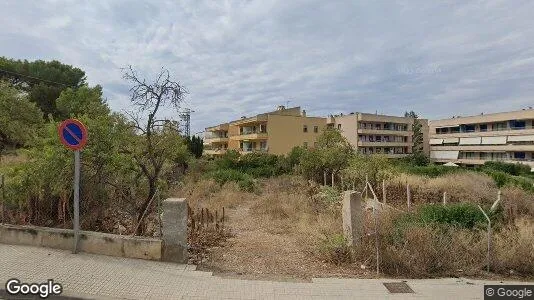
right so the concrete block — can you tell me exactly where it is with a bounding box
[342,191,363,246]
[0,224,162,261]
[41,227,72,250]
[161,198,188,263]
[0,225,42,246]
[122,236,162,260]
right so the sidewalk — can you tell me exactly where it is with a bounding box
[0,244,530,299]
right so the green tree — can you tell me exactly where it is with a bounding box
[56,85,110,119]
[342,153,397,190]
[299,128,353,184]
[186,135,204,158]
[0,57,86,118]
[0,81,43,160]
[405,110,424,155]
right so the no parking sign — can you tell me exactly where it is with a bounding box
[58,119,88,254]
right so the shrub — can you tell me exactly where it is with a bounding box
[399,153,430,167]
[399,165,462,178]
[208,169,256,192]
[397,203,494,229]
[482,161,531,176]
[315,186,341,205]
[319,234,352,265]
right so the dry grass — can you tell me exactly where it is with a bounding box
[173,174,534,280]
[173,178,250,211]
[385,173,499,206]
[353,210,534,278]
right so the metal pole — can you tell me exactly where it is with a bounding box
[478,205,491,272]
[406,183,411,210]
[73,150,80,254]
[1,174,4,224]
[365,175,369,200]
[382,179,386,204]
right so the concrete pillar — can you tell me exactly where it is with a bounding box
[342,191,363,246]
[161,198,188,263]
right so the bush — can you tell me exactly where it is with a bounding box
[208,169,256,192]
[319,234,352,265]
[483,170,534,192]
[400,165,462,178]
[398,153,430,167]
[212,151,291,178]
[482,161,531,176]
[397,203,494,229]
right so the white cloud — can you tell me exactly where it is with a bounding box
[1,0,534,133]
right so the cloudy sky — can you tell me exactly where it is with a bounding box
[1,0,534,133]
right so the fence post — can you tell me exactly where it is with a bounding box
[478,205,491,272]
[0,174,4,224]
[323,171,327,186]
[161,198,188,263]
[382,179,386,204]
[331,171,335,188]
[342,191,363,247]
[365,175,369,199]
[406,183,411,210]
[442,191,447,206]
[491,190,501,212]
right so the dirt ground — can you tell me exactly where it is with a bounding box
[197,196,374,281]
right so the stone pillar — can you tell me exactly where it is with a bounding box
[161,198,188,263]
[342,191,363,246]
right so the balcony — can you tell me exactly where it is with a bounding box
[204,137,229,144]
[357,129,410,136]
[233,132,268,141]
[358,141,410,147]
[203,149,227,156]
[239,147,268,154]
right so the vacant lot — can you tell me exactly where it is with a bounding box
[176,173,534,281]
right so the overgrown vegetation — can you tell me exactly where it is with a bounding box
[0,58,195,236]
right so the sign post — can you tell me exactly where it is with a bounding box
[58,119,88,254]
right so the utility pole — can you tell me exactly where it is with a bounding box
[179,108,194,137]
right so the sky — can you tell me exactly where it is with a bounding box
[1,0,534,134]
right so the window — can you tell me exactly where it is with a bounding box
[479,124,487,132]
[514,152,526,160]
[492,122,507,131]
[450,127,460,133]
[303,125,308,133]
[511,120,526,130]
[303,142,308,148]
[436,127,448,134]
[314,126,319,133]
[463,124,475,132]
[337,124,342,130]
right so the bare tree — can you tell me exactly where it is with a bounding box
[122,66,188,235]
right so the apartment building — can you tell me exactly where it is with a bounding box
[203,106,327,155]
[327,112,429,157]
[429,109,534,168]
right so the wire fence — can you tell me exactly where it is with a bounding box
[354,177,501,276]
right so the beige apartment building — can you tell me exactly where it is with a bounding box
[203,106,327,155]
[326,112,429,157]
[429,109,534,168]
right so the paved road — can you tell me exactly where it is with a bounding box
[0,244,531,299]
